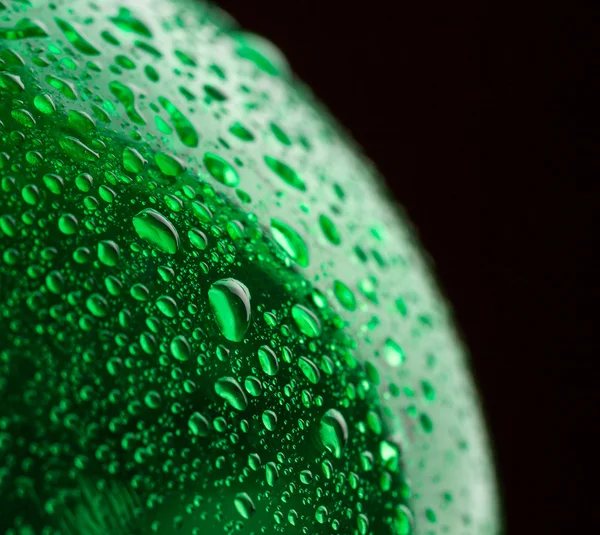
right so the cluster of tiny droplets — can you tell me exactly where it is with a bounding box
[0,1,501,534]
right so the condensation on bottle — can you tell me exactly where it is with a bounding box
[0,1,501,534]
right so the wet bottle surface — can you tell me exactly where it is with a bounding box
[0,1,501,534]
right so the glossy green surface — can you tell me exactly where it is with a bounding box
[0,1,501,534]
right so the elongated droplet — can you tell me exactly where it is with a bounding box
[203,152,239,187]
[209,278,251,342]
[291,304,321,338]
[188,412,210,437]
[270,218,309,267]
[298,356,321,384]
[54,18,100,55]
[258,345,279,376]
[234,492,255,519]
[133,208,180,254]
[215,377,247,411]
[319,409,348,458]
[264,155,305,191]
[333,280,356,311]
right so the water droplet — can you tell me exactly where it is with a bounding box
[158,96,198,147]
[155,152,184,176]
[188,228,208,250]
[33,93,55,114]
[156,295,178,318]
[54,18,100,55]
[144,391,161,409]
[68,110,95,133]
[109,8,152,38]
[270,219,309,267]
[319,214,341,245]
[298,356,321,384]
[86,293,108,317]
[291,304,321,338]
[11,109,35,128]
[264,155,305,191]
[170,335,191,361]
[258,345,279,376]
[59,137,98,161]
[58,214,78,235]
[333,280,356,311]
[215,377,247,411]
[383,338,405,367]
[316,505,328,524]
[234,492,255,519]
[133,208,180,254]
[394,504,414,535]
[319,409,348,458]
[0,72,24,94]
[244,376,262,397]
[229,122,254,141]
[208,278,251,342]
[109,81,145,125]
[300,469,313,484]
[203,152,239,187]
[234,32,289,76]
[46,75,77,100]
[262,410,277,431]
[265,462,279,486]
[188,412,210,437]
[98,240,120,266]
[270,123,291,146]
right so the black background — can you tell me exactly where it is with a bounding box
[215,1,595,534]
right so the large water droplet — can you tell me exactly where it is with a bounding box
[133,208,180,254]
[270,218,309,267]
[208,278,251,342]
[215,377,247,411]
[319,409,348,458]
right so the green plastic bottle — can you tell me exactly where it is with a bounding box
[0,1,501,534]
